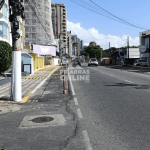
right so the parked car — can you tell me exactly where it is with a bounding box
[61,59,68,66]
[133,59,147,66]
[88,58,99,66]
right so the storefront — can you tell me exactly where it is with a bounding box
[139,30,150,66]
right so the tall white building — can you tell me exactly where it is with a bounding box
[0,0,12,45]
[24,0,55,46]
[51,3,67,56]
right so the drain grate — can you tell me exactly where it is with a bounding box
[31,117,54,123]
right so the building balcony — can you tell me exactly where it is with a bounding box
[61,31,66,34]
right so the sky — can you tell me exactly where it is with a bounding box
[51,0,150,49]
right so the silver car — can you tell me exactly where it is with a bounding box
[61,59,68,66]
[88,58,99,66]
[133,59,147,66]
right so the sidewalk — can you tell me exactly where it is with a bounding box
[0,66,83,150]
[0,66,60,102]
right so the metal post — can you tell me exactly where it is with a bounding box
[127,36,129,65]
[100,48,102,65]
[63,69,66,94]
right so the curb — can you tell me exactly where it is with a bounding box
[20,66,61,103]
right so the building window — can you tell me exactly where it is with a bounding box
[3,24,7,39]
[0,22,8,39]
[3,4,7,20]
[0,24,3,37]
[25,34,28,38]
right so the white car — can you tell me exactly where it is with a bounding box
[61,59,68,66]
[88,58,99,66]
[133,59,147,66]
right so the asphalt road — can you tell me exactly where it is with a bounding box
[69,63,150,150]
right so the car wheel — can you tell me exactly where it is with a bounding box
[88,64,90,66]
[136,64,140,66]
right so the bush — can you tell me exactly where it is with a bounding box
[0,41,12,74]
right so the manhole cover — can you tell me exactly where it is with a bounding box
[31,117,54,123]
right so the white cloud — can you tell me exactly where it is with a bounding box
[67,20,139,49]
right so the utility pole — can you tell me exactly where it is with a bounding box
[9,0,25,102]
[127,36,129,65]
[100,47,102,65]
[109,42,110,50]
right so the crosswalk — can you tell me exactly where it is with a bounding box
[0,74,50,101]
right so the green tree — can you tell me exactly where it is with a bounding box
[84,45,109,60]
[0,41,12,74]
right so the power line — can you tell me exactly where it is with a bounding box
[89,0,148,30]
[68,0,149,30]
[69,0,134,26]
[77,0,150,29]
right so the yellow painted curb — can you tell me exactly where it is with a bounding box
[50,66,61,75]
[35,65,54,73]
[20,93,32,103]
[20,66,61,103]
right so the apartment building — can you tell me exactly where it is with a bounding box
[67,31,72,57]
[24,0,55,46]
[139,30,150,66]
[51,3,67,56]
[89,41,97,46]
[0,0,12,45]
[80,40,84,51]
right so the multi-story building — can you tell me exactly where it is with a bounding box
[139,30,150,66]
[80,40,84,51]
[71,35,77,43]
[67,31,72,57]
[72,35,82,56]
[89,41,97,46]
[0,0,12,45]
[24,0,55,46]
[51,3,67,56]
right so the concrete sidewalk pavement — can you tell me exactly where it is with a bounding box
[0,66,84,150]
[0,65,61,103]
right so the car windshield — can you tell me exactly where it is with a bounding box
[91,58,96,61]
[139,60,146,62]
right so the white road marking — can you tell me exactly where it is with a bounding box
[109,74,114,76]
[82,130,93,150]
[31,74,51,93]
[125,80,134,83]
[68,73,75,95]
[74,98,78,105]
[77,108,83,119]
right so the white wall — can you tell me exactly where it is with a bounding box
[53,58,59,66]
[129,48,140,58]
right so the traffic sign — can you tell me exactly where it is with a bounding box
[119,51,125,57]
[140,45,146,53]
[13,32,20,40]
